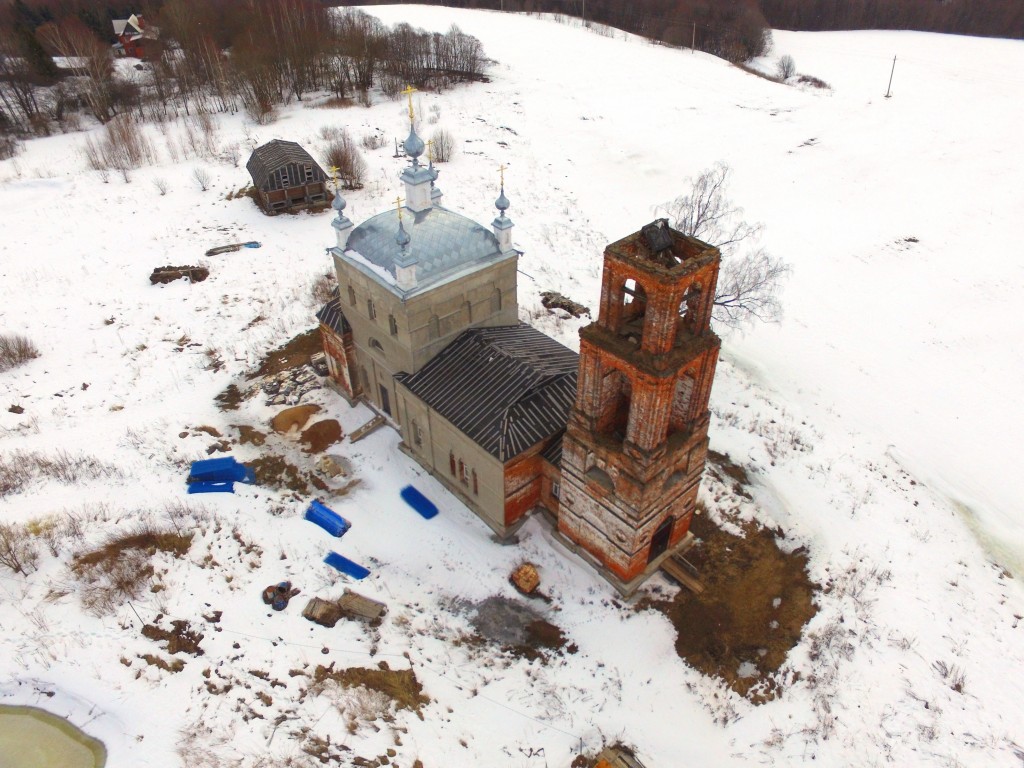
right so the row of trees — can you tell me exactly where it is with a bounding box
[0,1,486,149]
[758,0,1024,39]
[355,0,1024,44]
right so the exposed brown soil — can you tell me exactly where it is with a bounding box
[645,513,817,702]
[250,453,311,494]
[301,419,342,453]
[215,384,246,411]
[138,653,184,673]
[251,328,322,379]
[271,404,322,434]
[234,425,267,446]
[313,661,429,714]
[142,618,205,656]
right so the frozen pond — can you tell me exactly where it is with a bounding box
[0,705,106,768]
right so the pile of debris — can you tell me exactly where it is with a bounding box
[261,364,321,406]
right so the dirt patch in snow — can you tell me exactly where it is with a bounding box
[301,419,342,453]
[251,327,322,379]
[312,661,429,714]
[271,404,321,434]
[250,453,326,494]
[645,513,817,702]
[141,618,205,656]
[465,595,574,661]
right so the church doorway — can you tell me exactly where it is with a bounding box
[648,517,674,563]
[379,385,391,416]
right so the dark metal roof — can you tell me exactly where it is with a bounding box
[316,292,350,335]
[540,430,564,467]
[399,325,578,461]
[246,139,324,191]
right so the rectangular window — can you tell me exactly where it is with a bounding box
[348,286,356,306]
[459,460,469,486]
[449,451,456,476]
[389,315,398,336]
[472,469,478,495]
[280,169,290,187]
[412,420,423,448]
[552,482,560,499]
[305,165,314,180]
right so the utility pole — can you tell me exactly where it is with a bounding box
[692,22,696,53]
[885,55,896,98]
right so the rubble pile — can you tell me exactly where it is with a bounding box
[261,365,322,406]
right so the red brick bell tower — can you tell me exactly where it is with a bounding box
[558,219,721,594]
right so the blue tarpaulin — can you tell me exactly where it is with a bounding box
[188,457,256,484]
[400,485,438,519]
[187,481,235,494]
[324,552,369,579]
[304,500,351,538]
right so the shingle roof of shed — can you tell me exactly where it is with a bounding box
[398,325,578,461]
[246,139,320,190]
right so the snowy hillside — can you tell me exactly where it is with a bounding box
[1,5,1023,767]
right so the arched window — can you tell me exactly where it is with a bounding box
[472,469,478,495]
[389,314,398,336]
[449,451,456,475]
[458,459,467,485]
[347,285,356,306]
[463,300,473,323]
[490,288,502,314]
[367,298,376,320]
[369,338,384,353]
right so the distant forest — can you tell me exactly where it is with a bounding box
[352,0,1024,42]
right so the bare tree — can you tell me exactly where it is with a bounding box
[0,522,38,576]
[658,162,790,328]
[36,18,115,123]
[193,166,211,191]
[777,54,796,79]
[429,127,455,162]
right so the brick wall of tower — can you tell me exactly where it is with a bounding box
[557,223,721,590]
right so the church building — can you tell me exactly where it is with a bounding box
[318,104,721,595]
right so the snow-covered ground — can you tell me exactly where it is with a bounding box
[1,6,1022,766]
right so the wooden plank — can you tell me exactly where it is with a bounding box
[660,556,706,595]
[349,414,385,443]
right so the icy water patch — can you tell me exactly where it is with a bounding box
[0,705,106,768]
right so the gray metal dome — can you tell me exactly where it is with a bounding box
[347,206,502,290]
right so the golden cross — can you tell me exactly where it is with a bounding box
[426,139,434,162]
[400,84,418,121]
[498,163,506,187]
[328,165,340,190]
[394,195,405,221]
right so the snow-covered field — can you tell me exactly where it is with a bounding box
[1,6,1023,766]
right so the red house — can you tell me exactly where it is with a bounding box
[112,14,156,59]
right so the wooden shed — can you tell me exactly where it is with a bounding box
[246,139,332,214]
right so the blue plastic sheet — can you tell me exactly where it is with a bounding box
[188,457,255,484]
[304,500,351,538]
[324,552,369,579]
[400,485,438,519]
[187,481,235,494]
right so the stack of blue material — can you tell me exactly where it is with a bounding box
[187,457,256,493]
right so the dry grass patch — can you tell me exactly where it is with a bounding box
[0,333,40,372]
[72,525,193,615]
[0,450,120,498]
